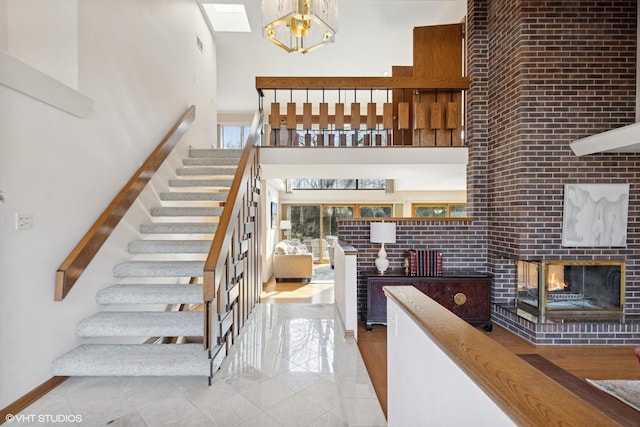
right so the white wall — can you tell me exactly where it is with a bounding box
[0,0,217,408]
[260,179,285,283]
[7,0,78,88]
[387,297,515,426]
[334,244,358,340]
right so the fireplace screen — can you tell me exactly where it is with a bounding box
[516,260,624,320]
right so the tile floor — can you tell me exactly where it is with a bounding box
[16,303,386,426]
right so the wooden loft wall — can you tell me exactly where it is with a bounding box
[394,23,465,146]
[256,23,467,147]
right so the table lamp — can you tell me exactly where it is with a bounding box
[279,220,291,239]
[370,222,396,274]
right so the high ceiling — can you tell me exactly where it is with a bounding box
[198,1,469,189]
[201,0,467,114]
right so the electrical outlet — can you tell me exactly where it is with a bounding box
[16,213,33,230]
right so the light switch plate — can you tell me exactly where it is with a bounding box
[16,213,33,230]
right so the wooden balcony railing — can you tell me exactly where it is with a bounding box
[203,109,263,351]
[256,77,468,148]
[256,24,468,148]
[55,106,196,301]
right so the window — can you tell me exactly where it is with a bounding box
[449,204,468,218]
[413,203,468,218]
[283,203,392,261]
[359,205,393,218]
[291,178,385,190]
[219,125,251,149]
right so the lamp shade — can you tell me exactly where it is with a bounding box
[279,220,292,230]
[370,222,396,244]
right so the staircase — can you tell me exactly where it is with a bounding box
[51,148,242,379]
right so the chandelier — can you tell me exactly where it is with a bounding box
[262,0,338,54]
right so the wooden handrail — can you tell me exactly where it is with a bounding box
[384,286,620,426]
[256,76,469,91]
[55,106,196,301]
[202,109,263,349]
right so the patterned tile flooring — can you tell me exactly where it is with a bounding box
[15,304,386,426]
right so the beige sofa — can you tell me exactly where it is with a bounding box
[273,254,313,282]
[273,240,313,282]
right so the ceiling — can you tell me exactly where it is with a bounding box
[198,0,469,189]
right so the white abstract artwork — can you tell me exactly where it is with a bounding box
[562,184,629,247]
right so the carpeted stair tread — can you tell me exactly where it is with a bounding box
[51,344,211,376]
[176,166,236,176]
[76,311,203,337]
[140,222,218,234]
[96,284,203,304]
[51,148,241,381]
[169,178,233,188]
[128,240,211,254]
[150,206,224,217]
[113,260,205,278]
[188,148,242,158]
[183,157,240,166]
[160,192,228,202]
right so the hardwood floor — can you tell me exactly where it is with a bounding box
[356,321,387,417]
[261,265,334,304]
[358,320,640,422]
[261,274,640,423]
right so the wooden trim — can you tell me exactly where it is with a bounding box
[519,354,640,426]
[269,102,280,128]
[0,376,68,424]
[319,103,329,128]
[335,103,345,130]
[382,103,394,129]
[286,103,296,129]
[350,102,361,129]
[268,113,387,127]
[339,217,474,222]
[398,102,410,129]
[430,103,442,129]
[256,76,469,90]
[302,103,312,129]
[383,287,619,427]
[366,103,377,130]
[55,106,196,301]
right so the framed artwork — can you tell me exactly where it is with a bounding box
[271,202,277,229]
[562,183,629,247]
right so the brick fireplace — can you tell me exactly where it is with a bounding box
[516,260,624,322]
[467,0,640,344]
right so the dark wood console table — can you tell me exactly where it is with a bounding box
[366,273,492,331]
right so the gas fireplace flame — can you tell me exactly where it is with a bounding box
[547,267,567,292]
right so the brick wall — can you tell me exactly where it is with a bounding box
[338,0,640,343]
[481,0,640,341]
[338,219,489,317]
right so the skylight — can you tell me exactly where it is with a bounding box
[202,3,251,32]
